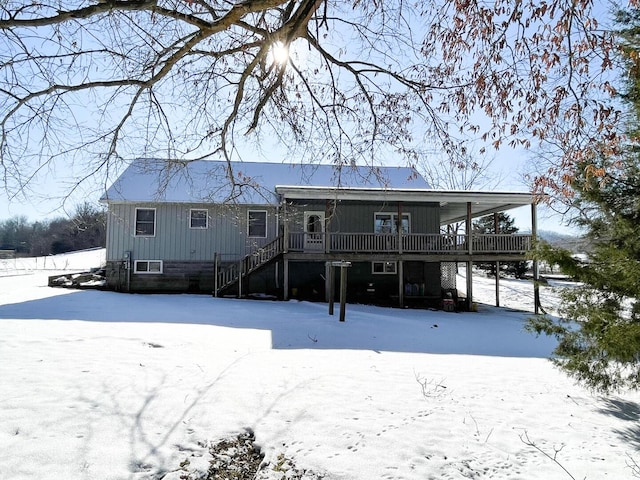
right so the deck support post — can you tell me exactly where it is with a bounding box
[494,212,500,308]
[325,261,332,304]
[327,261,351,321]
[283,257,289,300]
[398,260,404,308]
[466,260,473,311]
[532,202,540,314]
[466,202,473,256]
[466,202,474,311]
[283,200,289,253]
[213,253,219,297]
[325,200,331,254]
[339,264,348,322]
[397,202,403,254]
[327,262,335,315]
[238,259,243,298]
[495,261,500,307]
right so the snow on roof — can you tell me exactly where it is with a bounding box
[101,159,430,205]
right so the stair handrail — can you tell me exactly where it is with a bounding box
[215,235,284,294]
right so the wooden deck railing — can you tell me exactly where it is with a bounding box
[287,232,531,254]
[215,232,531,296]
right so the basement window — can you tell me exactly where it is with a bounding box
[372,261,397,274]
[134,260,163,274]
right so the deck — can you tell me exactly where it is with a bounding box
[285,232,532,260]
[215,232,533,296]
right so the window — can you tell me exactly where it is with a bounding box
[190,209,208,229]
[248,210,267,238]
[134,260,163,274]
[372,261,397,274]
[374,213,410,234]
[135,208,156,236]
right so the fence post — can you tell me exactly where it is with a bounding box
[339,263,348,322]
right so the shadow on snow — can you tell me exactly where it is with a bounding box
[0,289,557,358]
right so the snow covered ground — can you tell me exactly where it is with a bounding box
[1,250,639,479]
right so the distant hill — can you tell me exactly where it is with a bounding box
[538,230,590,253]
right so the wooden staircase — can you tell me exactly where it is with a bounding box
[214,235,284,296]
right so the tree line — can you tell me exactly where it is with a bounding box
[0,203,106,257]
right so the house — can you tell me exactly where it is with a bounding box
[101,158,539,310]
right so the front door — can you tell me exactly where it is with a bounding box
[304,211,325,251]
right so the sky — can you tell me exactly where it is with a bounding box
[0,249,637,479]
[0,151,573,234]
[0,1,587,236]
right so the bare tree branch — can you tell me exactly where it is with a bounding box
[0,0,624,206]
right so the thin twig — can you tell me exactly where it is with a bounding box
[520,430,577,480]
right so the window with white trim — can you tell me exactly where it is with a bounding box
[190,209,208,229]
[134,260,163,274]
[248,210,267,238]
[372,261,397,274]
[374,212,410,234]
[135,208,156,236]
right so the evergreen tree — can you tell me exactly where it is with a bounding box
[473,213,528,279]
[528,7,640,392]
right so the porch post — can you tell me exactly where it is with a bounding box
[325,200,331,254]
[339,264,348,322]
[398,260,404,308]
[466,202,473,255]
[328,262,335,314]
[532,202,540,314]
[466,202,473,311]
[283,200,289,253]
[283,258,289,300]
[397,202,403,254]
[326,261,333,304]
[466,260,473,311]
[494,212,500,308]
[213,252,219,297]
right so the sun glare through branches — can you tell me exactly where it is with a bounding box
[270,41,290,65]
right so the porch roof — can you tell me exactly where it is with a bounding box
[275,186,535,224]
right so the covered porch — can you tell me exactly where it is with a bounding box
[276,186,541,312]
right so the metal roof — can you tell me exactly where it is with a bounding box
[102,159,534,224]
[101,158,430,204]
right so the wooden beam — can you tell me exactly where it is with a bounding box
[339,264,348,322]
[283,257,289,300]
[495,261,500,308]
[213,252,219,297]
[398,260,404,308]
[328,263,335,314]
[283,201,289,253]
[532,202,540,314]
[282,251,529,263]
[494,212,500,308]
[325,261,331,303]
[466,202,473,255]
[466,260,473,311]
[397,202,403,254]
[325,200,331,254]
